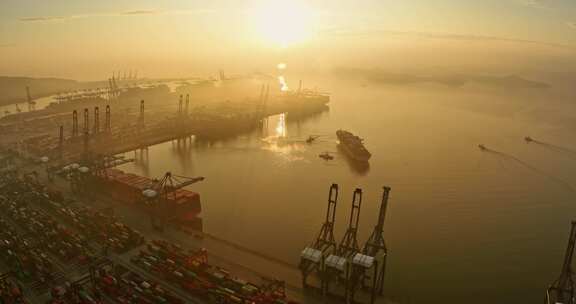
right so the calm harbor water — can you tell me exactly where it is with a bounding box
[117,77,576,303]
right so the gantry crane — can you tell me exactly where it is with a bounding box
[142,172,204,231]
[108,78,114,100]
[26,86,36,111]
[258,84,270,121]
[93,106,100,134]
[72,110,79,138]
[90,155,134,177]
[83,108,89,135]
[547,221,576,304]
[349,186,392,304]
[364,186,391,293]
[300,184,339,288]
[105,105,111,133]
[138,100,145,130]
[322,188,363,299]
[58,125,64,150]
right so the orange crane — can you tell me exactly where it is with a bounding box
[142,172,204,231]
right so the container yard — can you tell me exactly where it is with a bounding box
[0,163,306,304]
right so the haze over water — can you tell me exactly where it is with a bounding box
[4,1,576,302]
[116,76,576,303]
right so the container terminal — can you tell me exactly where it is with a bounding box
[0,159,394,304]
[0,77,330,236]
[0,79,395,304]
[0,78,329,166]
[0,169,296,304]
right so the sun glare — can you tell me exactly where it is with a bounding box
[252,0,315,48]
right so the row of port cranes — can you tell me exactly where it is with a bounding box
[300,184,391,304]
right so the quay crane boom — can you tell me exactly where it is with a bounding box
[300,184,339,288]
[365,186,391,256]
[338,188,363,256]
[143,172,205,231]
[322,188,363,299]
[148,172,205,201]
[315,184,339,250]
[349,186,392,304]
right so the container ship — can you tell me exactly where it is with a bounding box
[95,168,202,230]
[336,130,371,162]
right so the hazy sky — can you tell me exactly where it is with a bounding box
[1,0,575,80]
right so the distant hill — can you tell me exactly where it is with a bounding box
[0,76,80,105]
[333,68,550,89]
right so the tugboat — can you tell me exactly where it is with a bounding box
[336,130,371,162]
[319,152,334,160]
[306,135,320,144]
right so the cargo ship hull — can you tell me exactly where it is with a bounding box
[337,143,371,162]
[336,130,371,162]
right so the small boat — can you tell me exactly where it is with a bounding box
[478,144,487,151]
[525,136,533,143]
[319,152,334,160]
[306,135,320,144]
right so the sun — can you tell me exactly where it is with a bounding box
[252,0,315,48]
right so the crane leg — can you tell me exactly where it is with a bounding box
[378,256,387,295]
[371,261,378,304]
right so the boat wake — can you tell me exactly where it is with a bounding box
[482,146,576,193]
[525,137,576,160]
